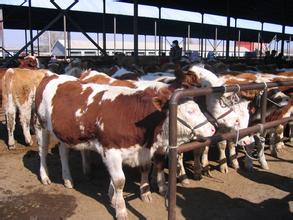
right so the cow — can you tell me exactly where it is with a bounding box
[79,69,206,184]
[2,68,49,149]
[35,74,215,219]
[184,65,255,173]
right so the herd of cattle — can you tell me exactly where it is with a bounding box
[0,55,292,220]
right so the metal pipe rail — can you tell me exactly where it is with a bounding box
[168,80,293,220]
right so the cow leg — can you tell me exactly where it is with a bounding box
[201,146,212,177]
[19,104,33,146]
[275,125,285,152]
[80,150,92,179]
[255,133,269,170]
[244,142,254,172]
[5,95,16,149]
[35,119,51,185]
[193,149,202,180]
[177,153,190,185]
[228,141,239,169]
[289,121,293,144]
[104,151,127,220]
[140,164,152,202]
[58,143,74,188]
[218,140,228,173]
[269,131,278,158]
[108,180,115,205]
[152,154,167,196]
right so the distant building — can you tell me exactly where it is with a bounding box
[49,39,254,57]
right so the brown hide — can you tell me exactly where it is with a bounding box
[37,78,170,149]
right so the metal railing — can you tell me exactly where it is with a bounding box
[167,80,293,220]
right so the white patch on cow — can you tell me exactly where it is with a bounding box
[139,72,175,82]
[96,118,104,131]
[134,80,168,90]
[111,67,132,78]
[79,124,85,134]
[101,86,137,102]
[189,65,224,87]
[38,75,77,134]
[83,70,109,80]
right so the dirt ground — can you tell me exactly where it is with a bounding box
[0,120,292,220]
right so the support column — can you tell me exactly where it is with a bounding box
[63,15,67,59]
[133,0,138,63]
[200,13,204,58]
[102,0,106,52]
[114,16,116,54]
[260,22,263,57]
[225,0,230,58]
[28,0,34,55]
[281,25,285,55]
[158,7,161,57]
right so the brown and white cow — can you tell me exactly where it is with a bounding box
[35,74,215,219]
[79,70,205,185]
[2,68,49,148]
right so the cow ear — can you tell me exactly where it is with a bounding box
[152,87,172,111]
[152,96,169,111]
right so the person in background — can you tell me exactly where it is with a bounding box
[275,52,285,68]
[169,40,182,63]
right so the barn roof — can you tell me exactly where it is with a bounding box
[1,4,291,43]
[118,0,293,27]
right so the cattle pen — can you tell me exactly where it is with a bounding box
[167,80,293,220]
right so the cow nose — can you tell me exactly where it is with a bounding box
[211,127,216,134]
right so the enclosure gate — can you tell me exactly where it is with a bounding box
[167,80,293,220]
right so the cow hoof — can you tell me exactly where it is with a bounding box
[276,142,285,152]
[141,191,152,203]
[260,162,269,170]
[231,161,239,170]
[8,144,16,150]
[220,164,229,174]
[27,139,34,146]
[159,185,167,196]
[64,179,74,189]
[193,173,202,181]
[181,177,190,186]
[203,169,213,177]
[116,210,128,220]
[41,177,51,185]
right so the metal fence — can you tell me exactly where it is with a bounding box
[167,80,293,220]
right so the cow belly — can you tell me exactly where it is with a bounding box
[70,141,155,168]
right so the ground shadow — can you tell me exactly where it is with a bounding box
[177,186,293,220]
[22,146,150,219]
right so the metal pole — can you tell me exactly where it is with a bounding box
[37,30,40,56]
[260,22,263,57]
[28,0,33,55]
[133,0,138,63]
[187,24,190,51]
[63,15,67,59]
[0,8,4,58]
[257,32,260,58]
[102,0,106,52]
[214,27,218,53]
[168,102,178,220]
[48,31,51,55]
[24,29,28,55]
[154,21,157,56]
[234,19,237,57]
[68,31,71,57]
[114,16,116,54]
[281,25,285,55]
[289,36,291,59]
[122,34,125,54]
[144,35,146,55]
[200,13,204,58]
[165,36,167,55]
[225,0,230,58]
[238,29,241,58]
[158,7,161,57]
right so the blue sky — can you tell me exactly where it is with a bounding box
[1,0,292,48]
